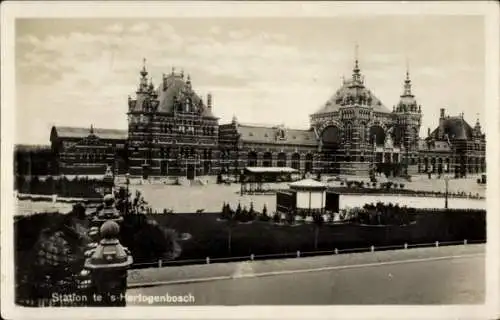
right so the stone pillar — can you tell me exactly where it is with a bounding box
[84,194,132,306]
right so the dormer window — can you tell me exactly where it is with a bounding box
[277,128,286,140]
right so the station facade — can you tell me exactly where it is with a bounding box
[22,55,485,178]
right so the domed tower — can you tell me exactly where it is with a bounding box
[310,45,393,175]
[391,64,422,174]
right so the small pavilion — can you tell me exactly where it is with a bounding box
[276,178,339,216]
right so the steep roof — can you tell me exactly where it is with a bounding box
[430,116,474,141]
[51,126,128,141]
[236,123,317,146]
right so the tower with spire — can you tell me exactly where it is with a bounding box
[392,60,422,173]
[125,59,220,179]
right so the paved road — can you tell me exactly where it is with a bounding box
[126,244,485,305]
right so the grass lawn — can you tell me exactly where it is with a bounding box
[148,209,486,261]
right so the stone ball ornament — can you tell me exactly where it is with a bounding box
[103,194,115,207]
[100,220,120,239]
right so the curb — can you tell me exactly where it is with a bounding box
[127,251,484,289]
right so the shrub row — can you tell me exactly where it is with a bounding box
[15,175,112,198]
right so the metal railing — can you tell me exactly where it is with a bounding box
[128,238,485,270]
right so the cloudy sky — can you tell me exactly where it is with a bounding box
[15,16,485,145]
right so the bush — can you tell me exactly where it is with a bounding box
[272,212,281,223]
[259,208,270,222]
[399,183,405,189]
[372,182,377,188]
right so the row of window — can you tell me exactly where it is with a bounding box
[61,153,109,162]
[130,124,216,136]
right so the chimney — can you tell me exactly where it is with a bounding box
[427,127,431,137]
[438,108,448,139]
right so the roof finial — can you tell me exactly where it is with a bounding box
[207,92,212,108]
[90,124,94,134]
[405,56,410,80]
[402,59,413,97]
[354,42,360,71]
[352,42,362,84]
[140,57,148,77]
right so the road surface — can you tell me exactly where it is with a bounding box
[126,244,485,305]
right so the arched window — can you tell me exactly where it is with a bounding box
[277,153,287,167]
[359,122,366,143]
[345,123,353,142]
[291,153,301,170]
[263,152,272,167]
[247,151,258,167]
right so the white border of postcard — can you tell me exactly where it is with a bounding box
[2,1,499,319]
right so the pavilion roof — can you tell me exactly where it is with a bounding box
[289,178,327,190]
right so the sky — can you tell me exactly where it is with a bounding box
[15,16,485,145]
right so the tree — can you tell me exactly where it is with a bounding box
[220,202,227,220]
[241,206,249,222]
[226,206,236,255]
[260,204,270,222]
[272,211,281,223]
[248,202,256,221]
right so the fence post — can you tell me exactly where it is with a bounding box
[158,259,162,268]
[370,245,375,252]
[250,254,254,261]
[435,241,439,247]
[206,257,210,264]
[296,250,301,258]
[404,243,408,250]
[334,248,338,255]
[464,239,468,245]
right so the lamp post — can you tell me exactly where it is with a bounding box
[444,176,449,209]
[125,173,130,215]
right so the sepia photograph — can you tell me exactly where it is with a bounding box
[1,1,499,319]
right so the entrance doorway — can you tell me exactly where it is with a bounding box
[187,164,195,180]
[160,160,168,176]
